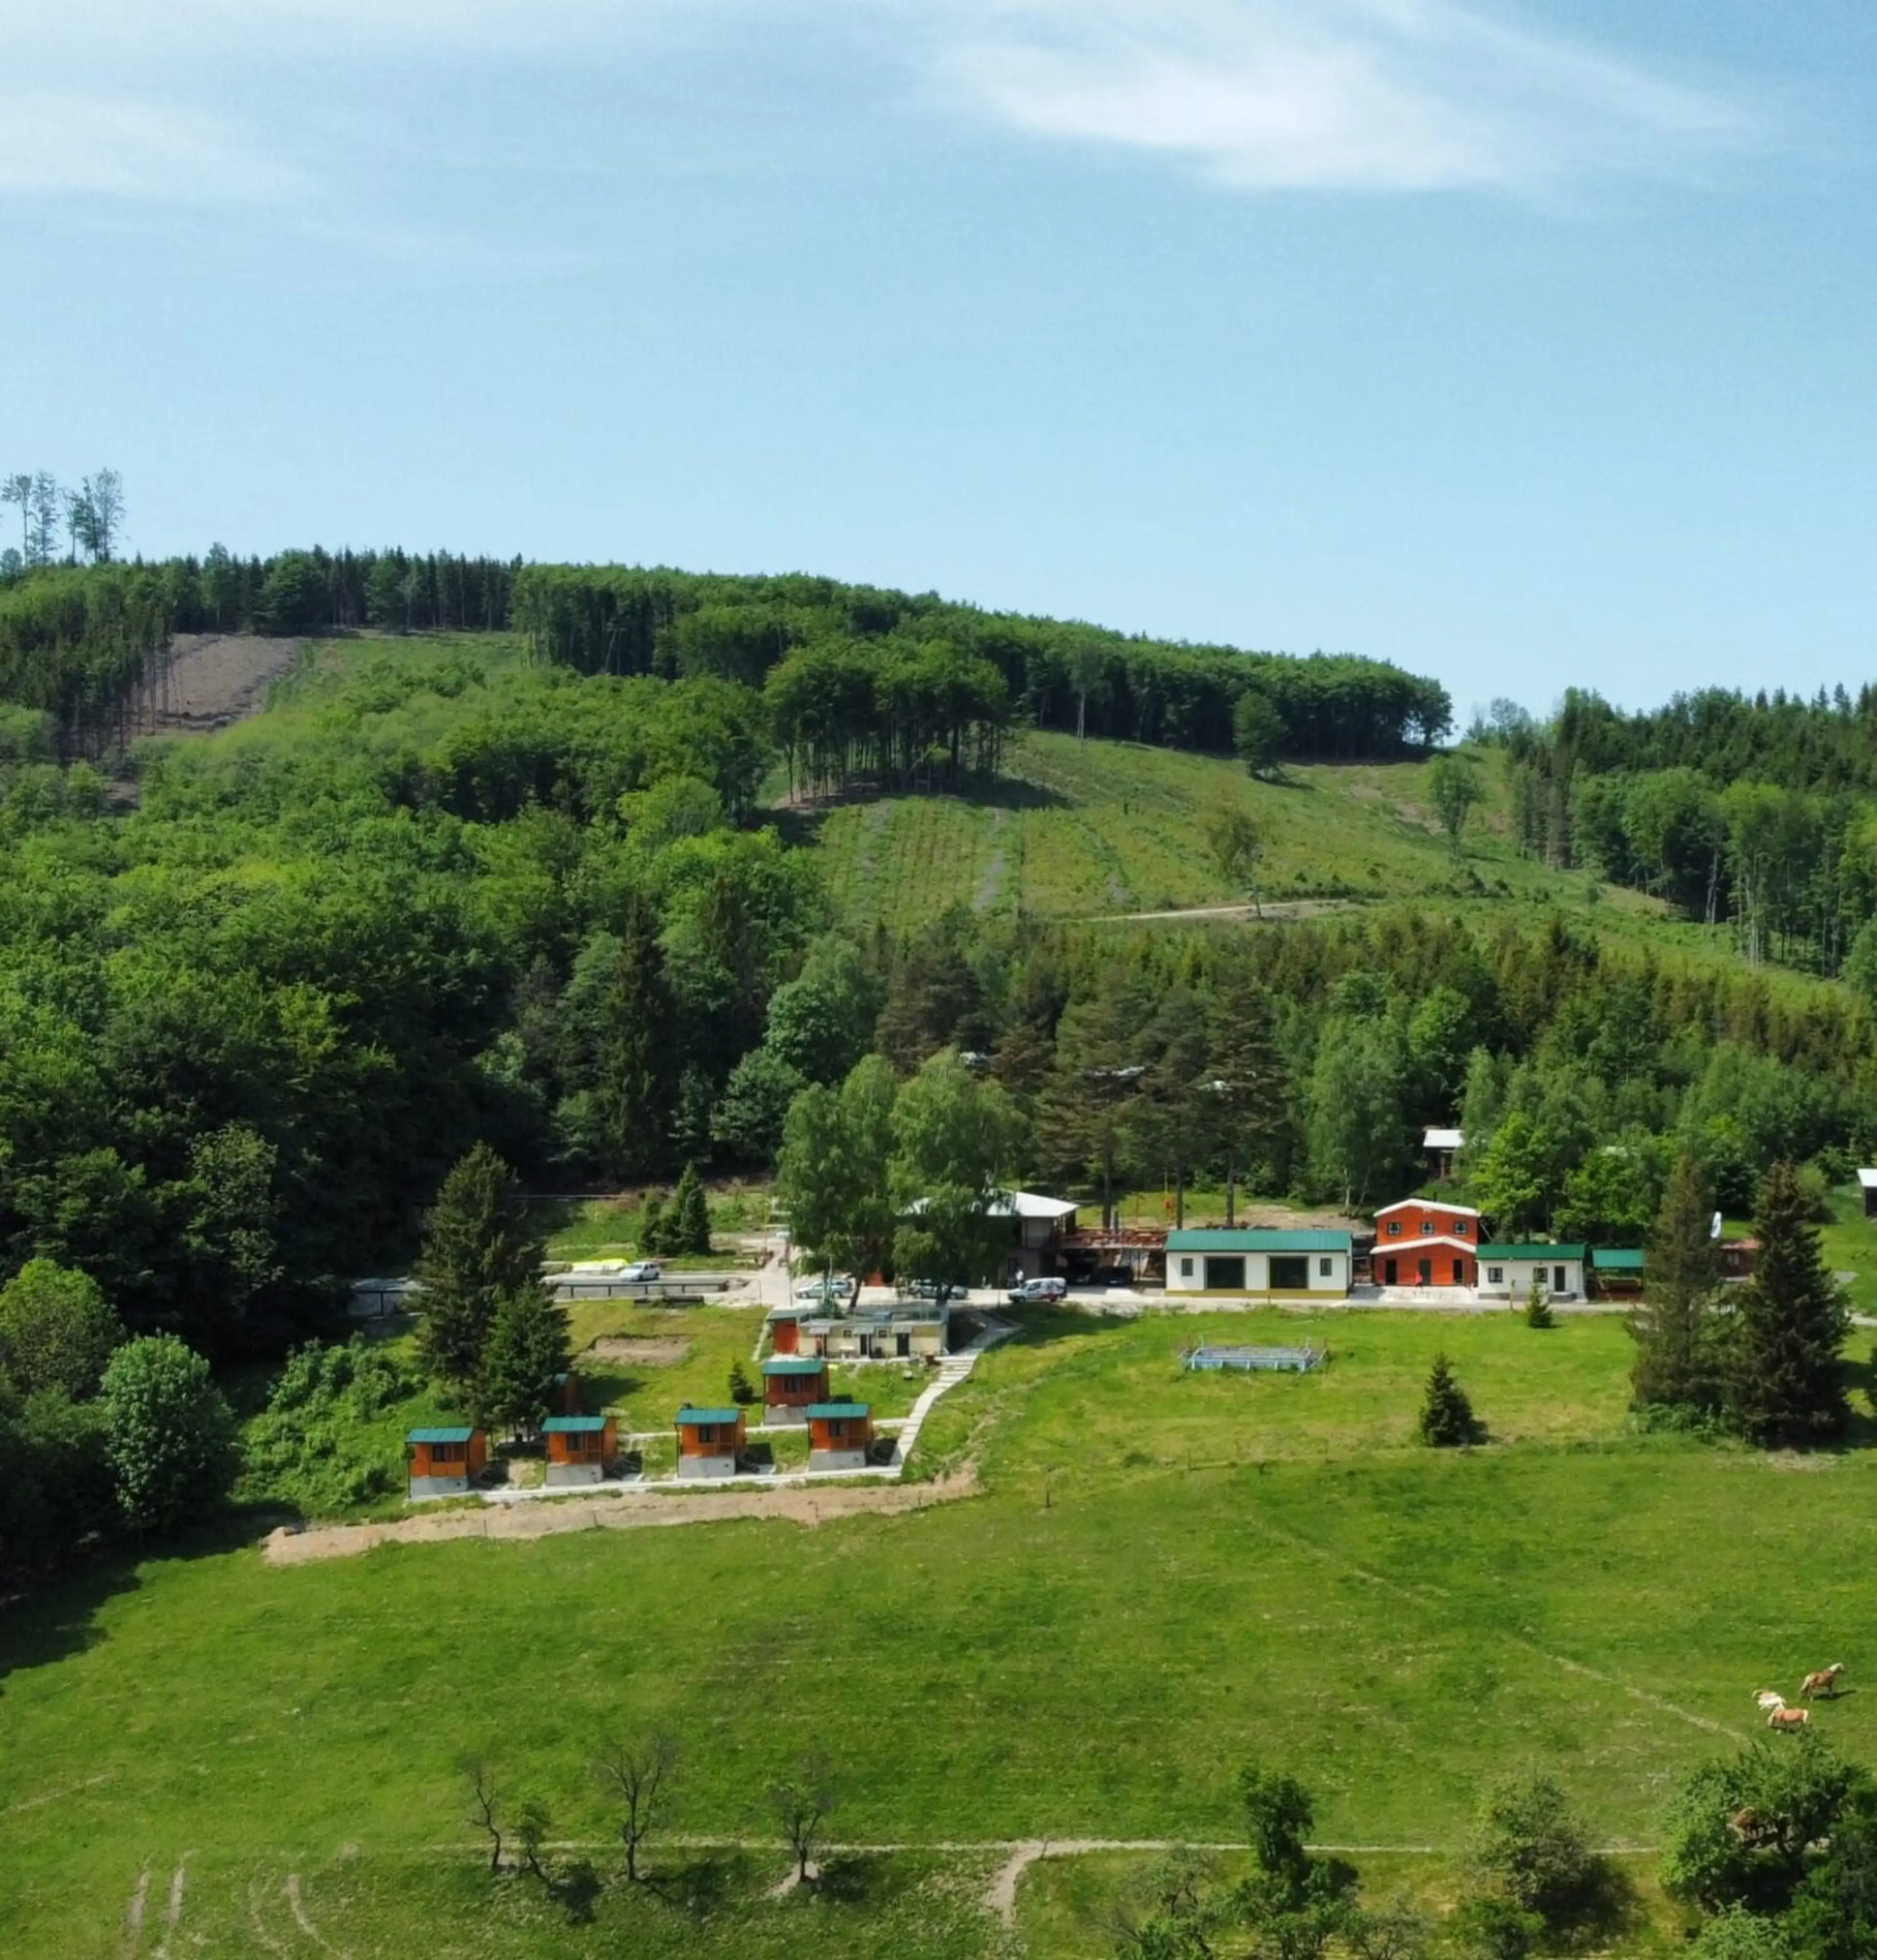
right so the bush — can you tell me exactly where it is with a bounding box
[0,1259,124,1399]
[239,1336,414,1516]
[1418,1351,1477,1447]
[1691,1907,1794,1959]
[1469,1769,1609,1930]
[100,1334,237,1533]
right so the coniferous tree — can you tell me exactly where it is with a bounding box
[1630,1148,1721,1412]
[415,1145,544,1395]
[1419,1351,1478,1447]
[1725,1161,1850,1448]
[477,1285,570,1437]
[596,896,675,1181]
[671,1164,712,1256]
[637,1191,668,1258]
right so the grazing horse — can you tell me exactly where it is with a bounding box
[1769,1704,1812,1732]
[1753,1690,1786,1711]
[1801,1664,1845,1700]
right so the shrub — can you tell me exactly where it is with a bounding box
[1418,1351,1477,1447]
[0,1259,124,1399]
[100,1334,237,1533]
[239,1336,414,1515]
[1469,1770,1607,1929]
[1523,1278,1554,1329]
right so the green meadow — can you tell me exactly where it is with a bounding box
[7,1307,1877,1955]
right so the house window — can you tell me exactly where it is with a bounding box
[1386,1221,1401,1236]
[1318,1257,1332,1277]
[1204,1256,1246,1290]
[1419,1220,1433,1235]
[1179,1257,1194,1277]
[1270,1256,1309,1289]
[1486,1267,1503,1285]
[1454,1219,1468,1235]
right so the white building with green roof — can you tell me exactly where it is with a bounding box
[1165,1229,1352,1297]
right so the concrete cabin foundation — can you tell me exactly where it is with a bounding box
[677,1453,739,1480]
[409,1473,471,1499]
[545,1460,605,1486]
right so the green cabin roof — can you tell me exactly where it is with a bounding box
[761,1357,827,1376]
[407,1425,476,1444]
[1165,1228,1352,1253]
[1478,1243,1588,1262]
[805,1401,870,1420]
[1592,1248,1646,1271]
[675,1406,742,1426]
[542,1415,608,1433]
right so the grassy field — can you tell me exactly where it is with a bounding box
[9,1306,1877,1955]
[798,729,1652,934]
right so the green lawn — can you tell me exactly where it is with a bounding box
[8,1310,1877,1955]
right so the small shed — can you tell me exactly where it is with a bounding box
[762,1355,829,1424]
[765,1303,814,1356]
[1423,1127,1464,1179]
[1721,1237,1759,1281]
[1591,1248,1645,1298]
[1860,1169,1877,1219]
[407,1425,486,1499]
[674,1404,746,1480]
[543,1413,616,1485]
[806,1401,873,1472]
[1477,1244,1587,1301]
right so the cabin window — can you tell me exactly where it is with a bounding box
[428,1441,465,1464]
[827,1420,845,1439]
[1385,1221,1401,1236]
[695,1425,716,1444]
[1318,1257,1332,1277]
[1487,1266,1503,1285]
[1179,1257,1194,1277]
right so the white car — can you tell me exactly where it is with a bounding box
[1007,1277,1068,1305]
[620,1260,662,1283]
[795,1273,855,1301]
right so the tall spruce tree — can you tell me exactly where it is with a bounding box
[415,1145,544,1395]
[1725,1161,1850,1448]
[478,1285,570,1437]
[671,1164,712,1256]
[1419,1351,1478,1447]
[596,895,675,1181]
[1630,1148,1721,1412]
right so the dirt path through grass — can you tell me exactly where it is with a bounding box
[263,1467,979,1565]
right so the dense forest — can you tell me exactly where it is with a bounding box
[0,547,1448,766]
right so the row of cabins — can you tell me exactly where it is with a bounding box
[674,1400,875,1477]
[407,1415,619,1497]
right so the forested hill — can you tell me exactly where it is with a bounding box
[0,550,1450,765]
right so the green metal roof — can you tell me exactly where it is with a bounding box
[1478,1243,1587,1262]
[542,1415,609,1433]
[407,1425,476,1444]
[1592,1248,1645,1271]
[1166,1229,1352,1253]
[805,1401,870,1420]
[675,1406,742,1426]
[762,1357,827,1376]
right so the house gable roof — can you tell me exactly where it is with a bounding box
[1166,1229,1351,1254]
[1375,1198,1481,1219]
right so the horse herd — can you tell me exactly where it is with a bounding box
[1754,1663,1846,1730]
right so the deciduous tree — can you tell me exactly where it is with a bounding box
[99,1333,236,1532]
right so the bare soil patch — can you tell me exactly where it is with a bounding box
[588,1335,694,1367]
[262,1466,979,1565]
[151,633,308,734]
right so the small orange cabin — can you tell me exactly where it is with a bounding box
[407,1425,486,1497]
[1372,1200,1481,1288]
[806,1400,873,1463]
[543,1414,615,1485]
[675,1404,745,1480]
[762,1356,828,1422]
[766,1306,812,1356]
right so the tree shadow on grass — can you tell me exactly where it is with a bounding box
[547,1858,603,1924]
[0,1504,275,1699]
[1001,1302,1137,1355]
[811,1851,885,1905]
[646,1851,739,1917]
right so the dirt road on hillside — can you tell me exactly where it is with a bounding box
[262,1466,979,1565]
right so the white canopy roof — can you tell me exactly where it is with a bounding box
[1858,1169,1877,1190]
[1423,1127,1464,1151]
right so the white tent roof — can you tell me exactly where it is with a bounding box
[1423,1127,1464,1151]
[1858,1169,1877,1190]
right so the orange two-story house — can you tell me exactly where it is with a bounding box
[1372,1199,1482,1288]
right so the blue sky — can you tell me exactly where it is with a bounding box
[3,0,1873,717]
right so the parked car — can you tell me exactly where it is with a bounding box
[902,1277,951,1300]
[1007,1277,1068,1306]
[620,1260,662,1283]
[794,1273,855,1302]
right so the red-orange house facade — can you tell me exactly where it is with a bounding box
[1372,1200,1481,1288]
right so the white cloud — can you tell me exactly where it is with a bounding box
[925,0,1761,193]
[0,91,306,203]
